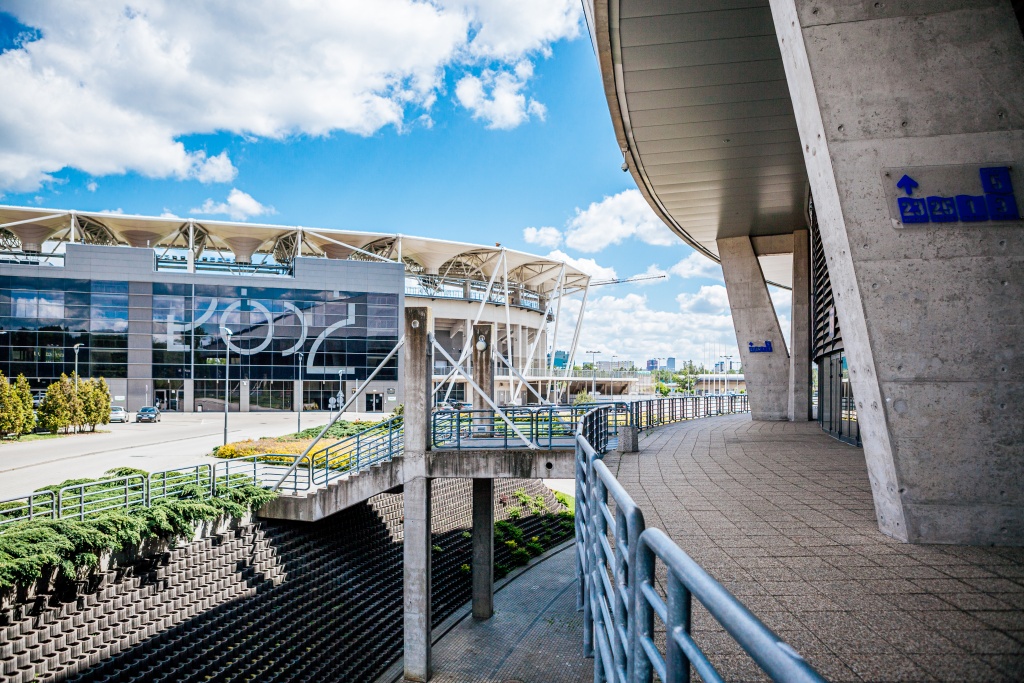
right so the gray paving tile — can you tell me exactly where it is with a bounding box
[603,415,1024,683]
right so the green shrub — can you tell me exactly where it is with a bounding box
[432,545,443,554]
[494,520,523,545]
[494,563,509,579]
[509,547,531,566]
[459,563,470,574]
[525,541,544,557]
[506,506,521,520]
[554,492,574,510]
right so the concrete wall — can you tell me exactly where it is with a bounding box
[771,0,1024,544]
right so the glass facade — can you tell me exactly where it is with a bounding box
[0,277,126,383]
[0,277,399,411]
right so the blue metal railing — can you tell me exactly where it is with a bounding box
[574,402,825,682]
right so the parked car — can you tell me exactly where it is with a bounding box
[135,406,161,423]
[109,406,129,423]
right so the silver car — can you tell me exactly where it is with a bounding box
[109,406,129,423]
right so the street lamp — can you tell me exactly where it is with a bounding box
[296,351,305,433]
[722,355,733,396]
[586,350,599,396]
[73,343,83,390]
[220,327,233,445]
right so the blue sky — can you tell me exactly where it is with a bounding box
[0,2,788,366]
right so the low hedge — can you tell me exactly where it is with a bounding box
[0,476,275,590]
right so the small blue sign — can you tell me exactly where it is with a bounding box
[748,340,773,353]
[898,197,929,223]
[896,166,1020,224]
[927,196,958,222]
[955,195,988,222]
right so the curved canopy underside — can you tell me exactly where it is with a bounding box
[590,0,808,287]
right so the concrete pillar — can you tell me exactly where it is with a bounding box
[293,379,302,412]
[788,229,812,421]
[239,379,249,413]
[403,306,433,681]
[183,378,194,413]
[770,0,1024,544]
[471,478,494,619]
[471,323,495,434]
[717,236,790,420]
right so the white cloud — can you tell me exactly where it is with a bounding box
[547,249,616,282]
[669,252,722,281]
[677,285,731,315]
[86,181,98,192]
[553,291,737,364]
[523,226,562,248]
[191,188,274,221]
[564,189,676,252]
[455,62,546,129]
[0,1,581,192]
[191,151,238,184]
[631,264,668,285]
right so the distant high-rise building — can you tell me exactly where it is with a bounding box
[548,350,569,369]
[646,359,658,371]
[666,357,676,370]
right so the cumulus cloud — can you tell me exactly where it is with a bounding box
[523,226,562,248]
[191,189,274,221]
[0,1,581,192]
[553,292,737,364]
[547,249,617,282]
[677,285,731,315]
[631,264,668,285]
[86,181,98,192]
[564,189,676,253]
[669,252,722,281]
[455,62,546,129]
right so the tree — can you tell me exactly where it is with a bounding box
[82,377,112,431]
[65,373,85,433]
[655,382,670,397]
[13,374,35,436]
[572,391,593,406]
[38,379,72,434]
[0,371,20,437]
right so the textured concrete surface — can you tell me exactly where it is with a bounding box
[770,0,1024,544]
[428,545,588,683]
[607,415,1024,682]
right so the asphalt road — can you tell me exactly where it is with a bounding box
[0,411,344,497]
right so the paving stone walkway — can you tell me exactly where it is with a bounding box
[428,544,589,683]
[605,415,1024,682]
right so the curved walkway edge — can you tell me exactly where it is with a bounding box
[377,540,588,683]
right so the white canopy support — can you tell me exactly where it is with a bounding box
[431,337,536,449]
[272,336,406,491]
[304,228,396,263]
[512,263,563,404]
[0,213,69,231]
[560,281,590,403]
[494,349,550,405]
[437,250,506,400]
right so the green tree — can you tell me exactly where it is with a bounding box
[655,382,670,397]
[81,378,112,431]
[13,374,35,436]
[65,373,85,433]
[38,379,72,434]
[572,391,593,406]
[0,371,20,437]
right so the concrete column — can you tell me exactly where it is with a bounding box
[239,379,249,413]
[471,323,495,434]
[293,379,302,412]
[788,229,812,421]
[471,478,494,619]
[183,378,194,413]
[770,0,1024,544]
[717,236,790,420]
[403,306,433,682]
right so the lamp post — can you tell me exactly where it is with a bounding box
[73,343,83,390]
[338,369,345,417]
[722,355,733,396]
[296,351,304,433]
[586,350,599,396]
[220,327,232,445]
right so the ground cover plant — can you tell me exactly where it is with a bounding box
[0,467,275,590]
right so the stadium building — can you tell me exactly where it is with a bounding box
[0,206,598,413]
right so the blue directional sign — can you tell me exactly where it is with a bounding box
[748,340,773,353]
[894,166,1020,225]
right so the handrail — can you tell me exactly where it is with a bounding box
[574,396,824,682]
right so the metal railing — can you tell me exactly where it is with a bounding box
[431,406,588,450]
[574,401,825,682]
